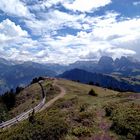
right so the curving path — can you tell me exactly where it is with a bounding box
[40,79,66,111]
[0,81,46,129]
[0,79,66,129]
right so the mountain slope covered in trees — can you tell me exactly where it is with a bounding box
[59,69,140,92]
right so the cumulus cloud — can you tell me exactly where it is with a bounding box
[0,19,34,60]
[0,0,140,64]
[29,0,65,11]
[133,1,140,6]
[64,0,112,12]
[0,19,28,42]
[29,0,111,13]
[0,0,33,18]
[24,10,85,36]
[106,48,136,58]
[92,16,140,41]
[35,12,139,63]
[30,0,111,12]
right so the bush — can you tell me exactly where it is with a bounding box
[79,103,89,112]
[25,116,69,140]
[0,115,69,140]
[43,117,69,140]
[73,104,95,127]
[104,103,118,117]
[88,89,97,96]
[57,97,78,109]
[75,111,94,127]
[110,103,140,139]
[72,126,92,137]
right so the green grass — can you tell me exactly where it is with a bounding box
[105,102,140,139]
[0,79,140,140]
[57,79,120,107]
[9,82,43,117]
[8,79,57,118]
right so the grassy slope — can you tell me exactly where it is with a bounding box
[0,79,140,140]
[1,79,59,119]
[9,83,42,117]
[57,79,119,105]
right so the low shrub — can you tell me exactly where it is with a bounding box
[72,126,92,137]
[79,103,89,112]
[0,111,69,140]
[110,103,140,139]
[88,89,97,96]
[57,97,78,109]
[104,103,118,117]
[36,117,69,140]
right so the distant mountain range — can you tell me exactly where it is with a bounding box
[0,56,140,94]
[0,59,56,94]
[68,56,140,77]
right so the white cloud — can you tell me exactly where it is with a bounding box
[0,19,34,60]
[33,12,139,63]
[29,0,65,11]
[105,48,136,59]
[64,0,111,12]
[0,0,33,18]
[0,19,28,42]
[0,1,140,64]
[24,10,85,35]
[2,11,139,64]
[92,17,140,40]
[29,0,112,13]
[133,1,140,6]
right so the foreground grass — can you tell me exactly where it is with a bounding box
[0,79,140,140]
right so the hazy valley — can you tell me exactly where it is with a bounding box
[1,56,140,94]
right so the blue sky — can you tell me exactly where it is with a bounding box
[0,0,140,64]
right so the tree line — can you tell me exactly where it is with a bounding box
[0,86,24,111]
